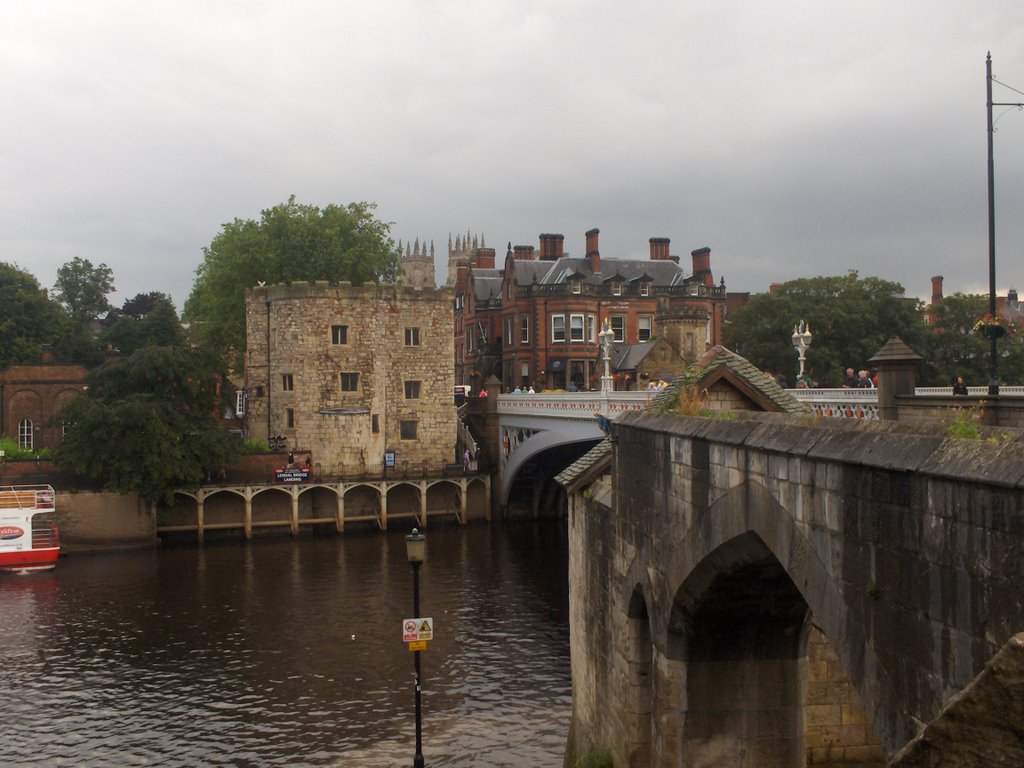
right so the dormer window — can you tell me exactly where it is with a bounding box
[611,282,622,296]
[640,282,650,297]
[572,281,581,294]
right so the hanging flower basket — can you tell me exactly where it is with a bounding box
[972,315,1008,340]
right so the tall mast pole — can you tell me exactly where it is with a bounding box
[986,53,999,395]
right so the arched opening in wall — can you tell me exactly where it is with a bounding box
[505,440,599,518]
[669,532,885,768]
[671,534,808,768]
[627,588,653,768]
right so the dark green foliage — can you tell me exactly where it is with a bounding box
[53,257,115,324]
[724,272,928,387]
[101,292,185,354]
[921,292,1024,387]
[51,346,240,504]
[0,261,69,368]
[184,197,399,370]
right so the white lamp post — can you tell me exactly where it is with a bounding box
[598,318,614,394]
[791,321,812,381]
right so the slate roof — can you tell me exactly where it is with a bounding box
[511,256,689,287]
[652,345,809,414]
[554,438,612,490]
[469,270,502,303]
[611,341,659,371]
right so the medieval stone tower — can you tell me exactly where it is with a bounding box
[398,238,436,289]
[446,231,486,286]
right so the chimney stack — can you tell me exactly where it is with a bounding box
[513,245,535,260]
[474,247,496,269]
[586,228,600,273]
[691,247,713,287]
[649,237,670,260]
[931,276,944,305]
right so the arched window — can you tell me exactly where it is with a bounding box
[18,418,33,449]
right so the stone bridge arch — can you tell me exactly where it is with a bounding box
[567,411,1024,767]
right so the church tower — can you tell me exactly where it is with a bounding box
[399,238,436,289]
[446,230,486,286]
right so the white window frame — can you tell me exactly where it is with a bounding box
[505,316,514,346]
[611,282,622,296]
[331,325,348,345]
[569,314,585,342]
[520,315,529,344]
[587,315,596,343]
[638,315,653,342]
[551,314,566,343]
[404,327,421,346]
[640,282,650,297]
[572,281,581,295]
[611,315,625,342]
[18,418,33,449]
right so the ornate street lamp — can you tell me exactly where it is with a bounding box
[405,528,426,768]
[598,318,614,394]
[791,320,812,381]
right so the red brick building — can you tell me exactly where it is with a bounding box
[0,348,87,451]
[454,229,727,392]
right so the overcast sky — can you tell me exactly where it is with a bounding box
[4,2,1024,311]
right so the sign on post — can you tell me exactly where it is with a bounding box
[402,617,434,643]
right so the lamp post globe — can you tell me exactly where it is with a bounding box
[791,320,812,380]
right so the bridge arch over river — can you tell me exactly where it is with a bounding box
[566,410,1024,767]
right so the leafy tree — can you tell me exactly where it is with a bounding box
[101,292,185,354]
[923,292,1024,387]
[51,345,240,505]
[184,197,400,370]
[53,257,115,324]
[724,272,929,387]
[0,261,69,368]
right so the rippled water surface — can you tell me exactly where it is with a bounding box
[0,521,571,767]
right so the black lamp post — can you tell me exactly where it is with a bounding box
[405,528,426,768]
[985,52,1024,395]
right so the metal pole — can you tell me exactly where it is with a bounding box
[986,53,1000,396]
[412,560,424,768]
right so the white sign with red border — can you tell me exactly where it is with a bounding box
[402,617,434,642]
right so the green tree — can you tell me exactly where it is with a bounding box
[923,292,1024,387]
[724,272,929,387]
[0,261,69,368]
[51,345,240,505]
[53,257,115,324]
[184,197,399,369]
[101,292,185,354]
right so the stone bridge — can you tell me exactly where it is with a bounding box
[566,410,1024,767]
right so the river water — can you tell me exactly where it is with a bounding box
[0,520,571,767]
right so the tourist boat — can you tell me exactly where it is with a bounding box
[0,484,60,573]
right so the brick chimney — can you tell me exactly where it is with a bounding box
[931,275,944,305]
[513,245,535,260]
[691,247,714,288]
[553,233,564,260]
[586,228,600,273]
[474,248,496,269]
[649,237,670,260]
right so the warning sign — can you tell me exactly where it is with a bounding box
[402,617,434,642]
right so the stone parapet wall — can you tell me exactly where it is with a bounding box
[568,410,1024,766]
[55,489,155,551]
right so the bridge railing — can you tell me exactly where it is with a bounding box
[498,386,1024,422]
[497,391,657,418]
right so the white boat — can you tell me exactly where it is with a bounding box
[0,485,60,574]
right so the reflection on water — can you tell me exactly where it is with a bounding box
[0,521,570,767]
